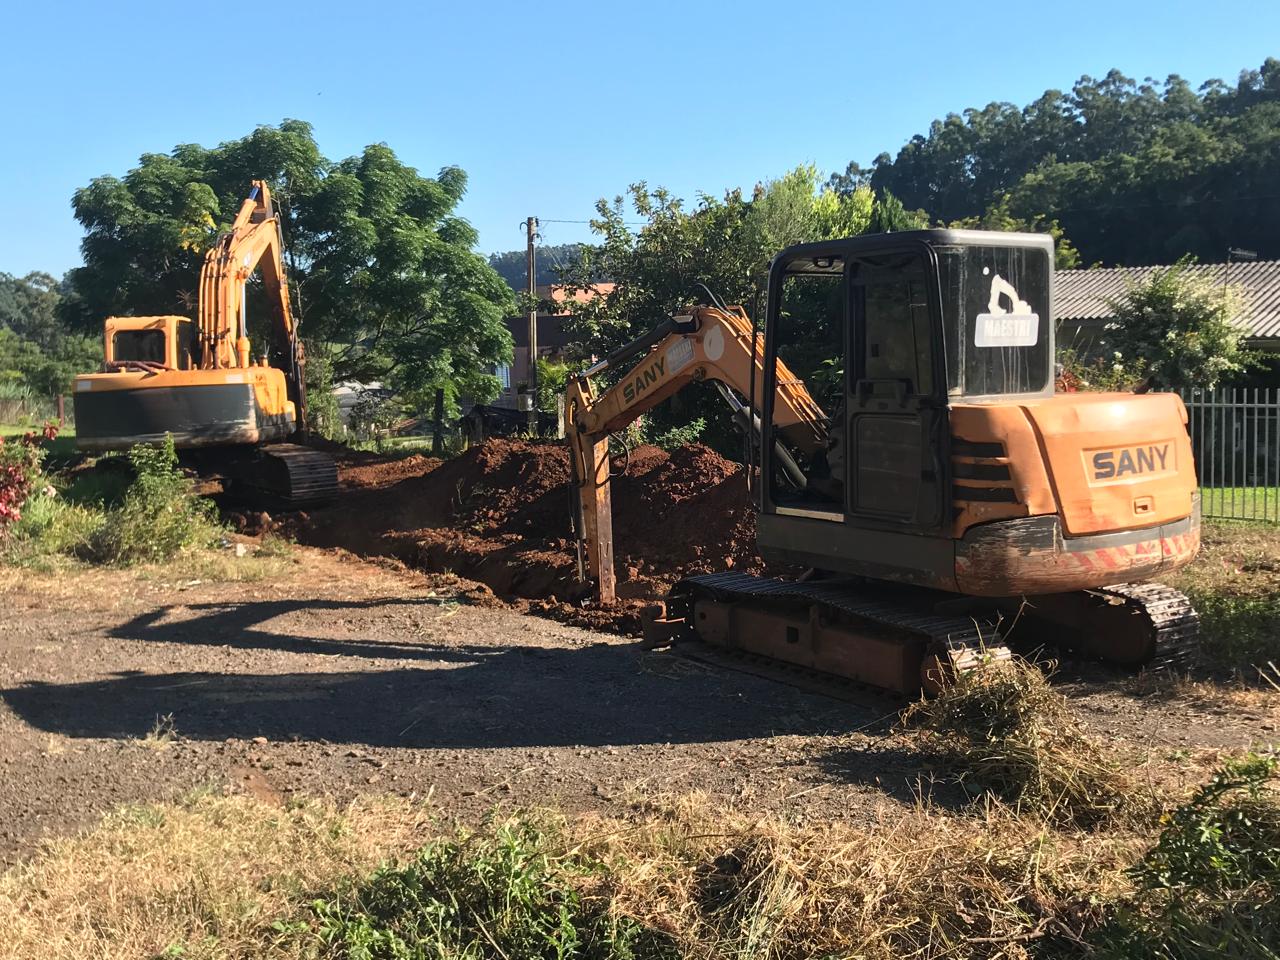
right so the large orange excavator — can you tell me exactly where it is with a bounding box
[73,181,337,505]
[566,230,1200,694]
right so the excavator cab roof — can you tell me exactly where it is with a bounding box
[767,229,1056,400]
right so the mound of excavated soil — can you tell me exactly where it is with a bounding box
[294,439,764,631]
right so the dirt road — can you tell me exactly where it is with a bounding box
[1,549,1275,865]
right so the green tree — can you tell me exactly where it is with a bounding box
[488,243,585,291]
[948,196,1081,269]
[556,168,874,447]
[867,190,928,234]
[0,272,100,398]
[1101,259,1255,390]
[61,121,515,404]
[0,272,65,349]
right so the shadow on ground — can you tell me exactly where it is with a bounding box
[1,596,879,751]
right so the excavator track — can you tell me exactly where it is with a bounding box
[1011,580,1200,672]
[212,443,338,509]
[655,572,1012,697]
[1088,582,1201,671]
[252,444,339,507]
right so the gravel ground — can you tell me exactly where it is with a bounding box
[1,548,1276,865]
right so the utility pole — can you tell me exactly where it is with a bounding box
[524,216,539,433]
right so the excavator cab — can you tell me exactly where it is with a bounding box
[103,316,198,370]
[757,229,1198,602]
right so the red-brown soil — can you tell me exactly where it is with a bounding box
[292,440,765,631]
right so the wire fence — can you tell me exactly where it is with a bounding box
[1180,387,1280,522]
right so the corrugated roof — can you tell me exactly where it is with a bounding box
[1055,260,1280,340]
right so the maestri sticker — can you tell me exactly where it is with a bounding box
[975,274,1039,347]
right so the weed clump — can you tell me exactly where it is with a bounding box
[3,434,225,568]
[1102,753,1280,958]
[85,436,219,564]
[306,818,671,959]
[904,658,1139,827]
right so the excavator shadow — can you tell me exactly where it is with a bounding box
[0,596,879,752]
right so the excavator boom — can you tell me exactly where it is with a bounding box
[566,304,826,601]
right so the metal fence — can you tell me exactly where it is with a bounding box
[1179,387,1280,522]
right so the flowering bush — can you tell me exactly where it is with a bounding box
[0,423,57,533]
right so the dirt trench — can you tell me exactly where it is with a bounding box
[285,440,766,631]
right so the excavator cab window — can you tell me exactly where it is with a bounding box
[935,243,1052,397]
[111,330,167,365]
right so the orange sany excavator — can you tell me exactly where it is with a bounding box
[565,230,1201,695]
[73,181,337,505]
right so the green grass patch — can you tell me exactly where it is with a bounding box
[1185,591,1280,673]
[1167,520,1280,673]
[1200,486,1280,522]
[304,818,669,959]
[1,422,78,460]
[1099,754,1280,958]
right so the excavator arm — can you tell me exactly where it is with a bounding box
[565,304,826,602]
[197,181,307,429]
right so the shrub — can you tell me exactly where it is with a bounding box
[85,436,220,565]
[903,657,1139,827]
[648,417,706,452]
[1101,258,1256,391]
[0,422,58,533]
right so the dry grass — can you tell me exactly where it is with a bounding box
[0,791,432,960]
[5,764,1272,960]
[1,788,1147,960]
[904,658,1143,828]
[583,795,1140,960]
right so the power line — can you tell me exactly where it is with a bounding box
[533,218,648,226]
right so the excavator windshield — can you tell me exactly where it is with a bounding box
[936,243,1052,397]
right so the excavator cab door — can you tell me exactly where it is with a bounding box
[762,242,946,533]
[845,249,945,530]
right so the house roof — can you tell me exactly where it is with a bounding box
[536,283,616,306]
[1055,260,1280,340]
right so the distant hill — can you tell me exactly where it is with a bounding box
[488,244,583,291]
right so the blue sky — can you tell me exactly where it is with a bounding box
[1,1,1276,277]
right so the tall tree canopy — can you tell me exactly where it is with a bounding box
[849,59,1280,265]
[62,121,515,401]
[555,167,882,446]
[558,165,876,359]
